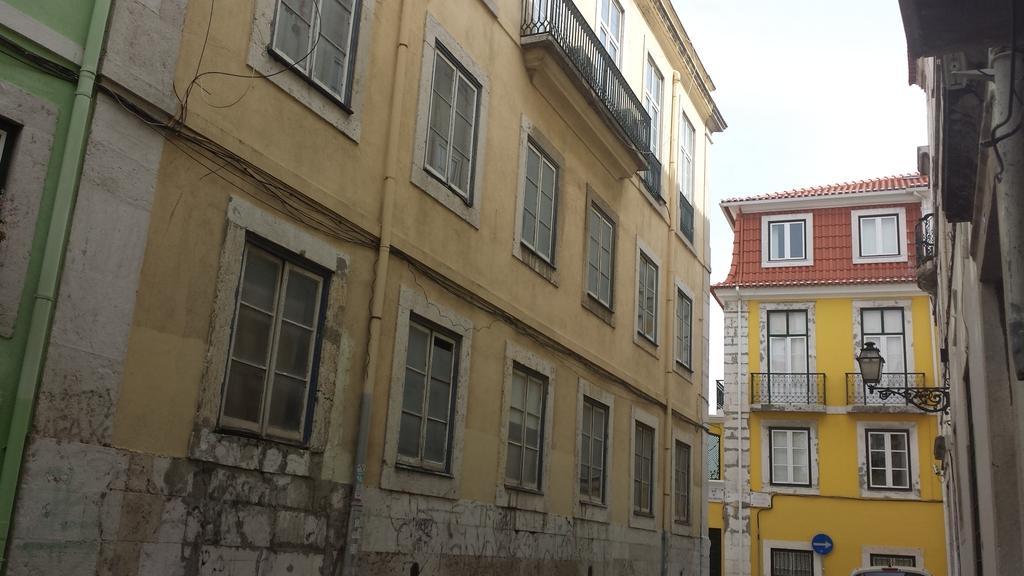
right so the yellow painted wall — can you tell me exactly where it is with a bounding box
[742,295,947,575]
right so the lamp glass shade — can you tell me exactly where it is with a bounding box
[857,342,885,385]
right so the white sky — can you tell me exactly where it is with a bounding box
[668,0,929,407]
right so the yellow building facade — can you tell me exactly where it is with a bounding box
[1,0,727,574]
[712,176,948,576]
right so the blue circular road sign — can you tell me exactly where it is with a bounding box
[811,533,833,555]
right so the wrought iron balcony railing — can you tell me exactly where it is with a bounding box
[639,151,663,202]
[679,195,694,242]
[915,213,936,264]
[846,372,927,407]
[750,373,826,405]
[521,0,651,155]
[715,379,725,413]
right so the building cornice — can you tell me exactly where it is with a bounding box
[720,187,928,228]
[712,282,924,305]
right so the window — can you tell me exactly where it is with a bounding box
[586,204,615,308]
[859,213,901,257]
[866,429,911,490]
[521,142,558,262]
[221,241,328,442]
[0,117,19,194]
[770,549,814,576]
[767,310,809,401]
[506,366,547,490]
[634,421,655,514]
[675,289,692,368]
[597,0,624,64]
[862,308,907,372]
[769,428,810,486]
[678,113,694,203]
[580,398,609,503]
[397,319,459,471]
[768,220,806,261]
[643,57,663,157]
[271,0,360,103]
[706,432,721,481]
[637,252,658,343]
[674,441,691,524]
[425,46,480,200]
[870,554,916,567]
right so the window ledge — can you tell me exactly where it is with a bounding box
[750,403,827,413]
[633,331,659,360]
[513,242,559,286]
[629,510,658,532]
[764,485,819,497]
[581,293,615,327]
[860,489,921,501]
[189,428,315,477]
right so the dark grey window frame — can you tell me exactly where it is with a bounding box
[520,138,560,265]
[579,396,609,504]
[865,428,913,491]
[767,219,807,261]
[768,426,812,487]
[770,548,814,576]
[857,213,902,257]
[633,421,655,515]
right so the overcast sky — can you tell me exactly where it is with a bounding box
[669,0,929,408]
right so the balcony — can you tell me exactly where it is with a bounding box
[915,213,937,295]
[750,373,826,408]
[846,373,929,411]
[520,0,651,178]
[679,195,694,242]
[639,152,663,202]
[715,379,725,413]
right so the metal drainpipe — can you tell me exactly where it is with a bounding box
[0,0,112,567]
[339,0,410,573]
[991,47,1024,382]
[660,71,682,576]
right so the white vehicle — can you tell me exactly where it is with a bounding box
[850,568,931,576]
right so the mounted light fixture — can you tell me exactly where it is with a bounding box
[856,342,950,413]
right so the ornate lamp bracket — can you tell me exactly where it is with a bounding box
[867,384,950,413]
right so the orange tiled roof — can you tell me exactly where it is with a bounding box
[721,174,928,204]
[715,175,928,290]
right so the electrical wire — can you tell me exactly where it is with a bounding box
[983,0,1021,182]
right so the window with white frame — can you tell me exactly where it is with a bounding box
[768,219,806,261]
[769,428,810,486]
[586,204,615,308]
[579,397,608,503]
[221,240,328,442]
[866,429,911,490]
[675,289,692,369]
[397,318,460,471]
[674,440,691,524]
[634,421,655,514]
[858,213,901,257]
[425,45,480,200]
[637,251,658,343]
[643,57,663,157]
[861,308,907,372]
[597,0,624,64]
[271,0,360,103]
[870,553,916,567]
[770,548,814,576]
[767,310,809,401]
[678,113,694,204]
[506,365,547,490]
[521,141,558,262]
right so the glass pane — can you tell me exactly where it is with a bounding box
[768,312,787,334]
[274,0,314,66]
[881,216,899,254]
[774,448,789,467]
[892,469,909,487]
[511,372,526,410]
[506,443,522,481]
[424,419,447,463]
[592,439,604,471]
[770,223,785,259]
[275,322,313,377]
[863,309,882,333]
[792,465,808,484]
[283,270,320,326]
[540,164,555,225]
[508,408,523,444]
[869,433,885,450]
[788,222,804,258]
[313,38,344,95]
[537,223,551,259]
[788,311,806,334]
[321,0,354,47]
[593,406,606,442]
[870,450,886,469]
[224,360,266,424]
[885,336,906,371]
[871,469,887,487]
[398,412,421,458]
[430,338,454,382]
[789,337,807,372]
[268,373,306,433]
[525,413,540,448]
[883,309,903,332]
[770,337,787,372]
[861,218,878,255]
[241,250,280,310]
[892,450,908,469]
[406,325,429,372]
[402,368,425,415]
[232,306,273,366]
[587,263,599,295]
[891,433,907,451]
[455,77,477,129]
[527,378,543,414]
[427,378,451,421]
[524,447,539,486]
[426,56,455,174]
[451,107,473,160]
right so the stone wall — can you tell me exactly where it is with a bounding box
[720,298,751,576]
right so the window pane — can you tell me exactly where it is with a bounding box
[430,338,454,382]
[406,325,429,372]
[527,377,543,414]
[402,368,425,414]
[788,311,806,334]
[267,373,307,433]
[233,306,273,366]
[861,217,878,255]
[427,378,451,421]
[424,419,448,463]
[768,312,787,334]
[426,55,455,175]
[241,250,281,311]
[869,433,885,450]
[508,408,523,444]
[524,447,539,486]
[506,443,522,481]
[891,433,907,451]
[770,223,785,259]
[789,337,807,372]
[870,468,886,487]
[863,309,882,333]
[525,413,541,448]
[398,412,422,458]
[284,270,320,326]
[892,469,909,487]
[788,222,804,258]
[274,0,314,66]
[883,309,903,331]
[313,38,344,95]
[275,322,313,377]
[224,361,266,424]
[881,216,899,254]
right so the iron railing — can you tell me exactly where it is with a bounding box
[846,372,927,407]
[706,432,721,481]
[750,373,826,405]
[680,195,694,242]
[715,379,725,413]
[639,151,663,202]
[521,0,651,154]
[915,213,936,264]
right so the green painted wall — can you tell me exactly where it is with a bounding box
[3,0,93,48]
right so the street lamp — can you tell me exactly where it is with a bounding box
[855,341,885,385]
[856,342,950,413]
